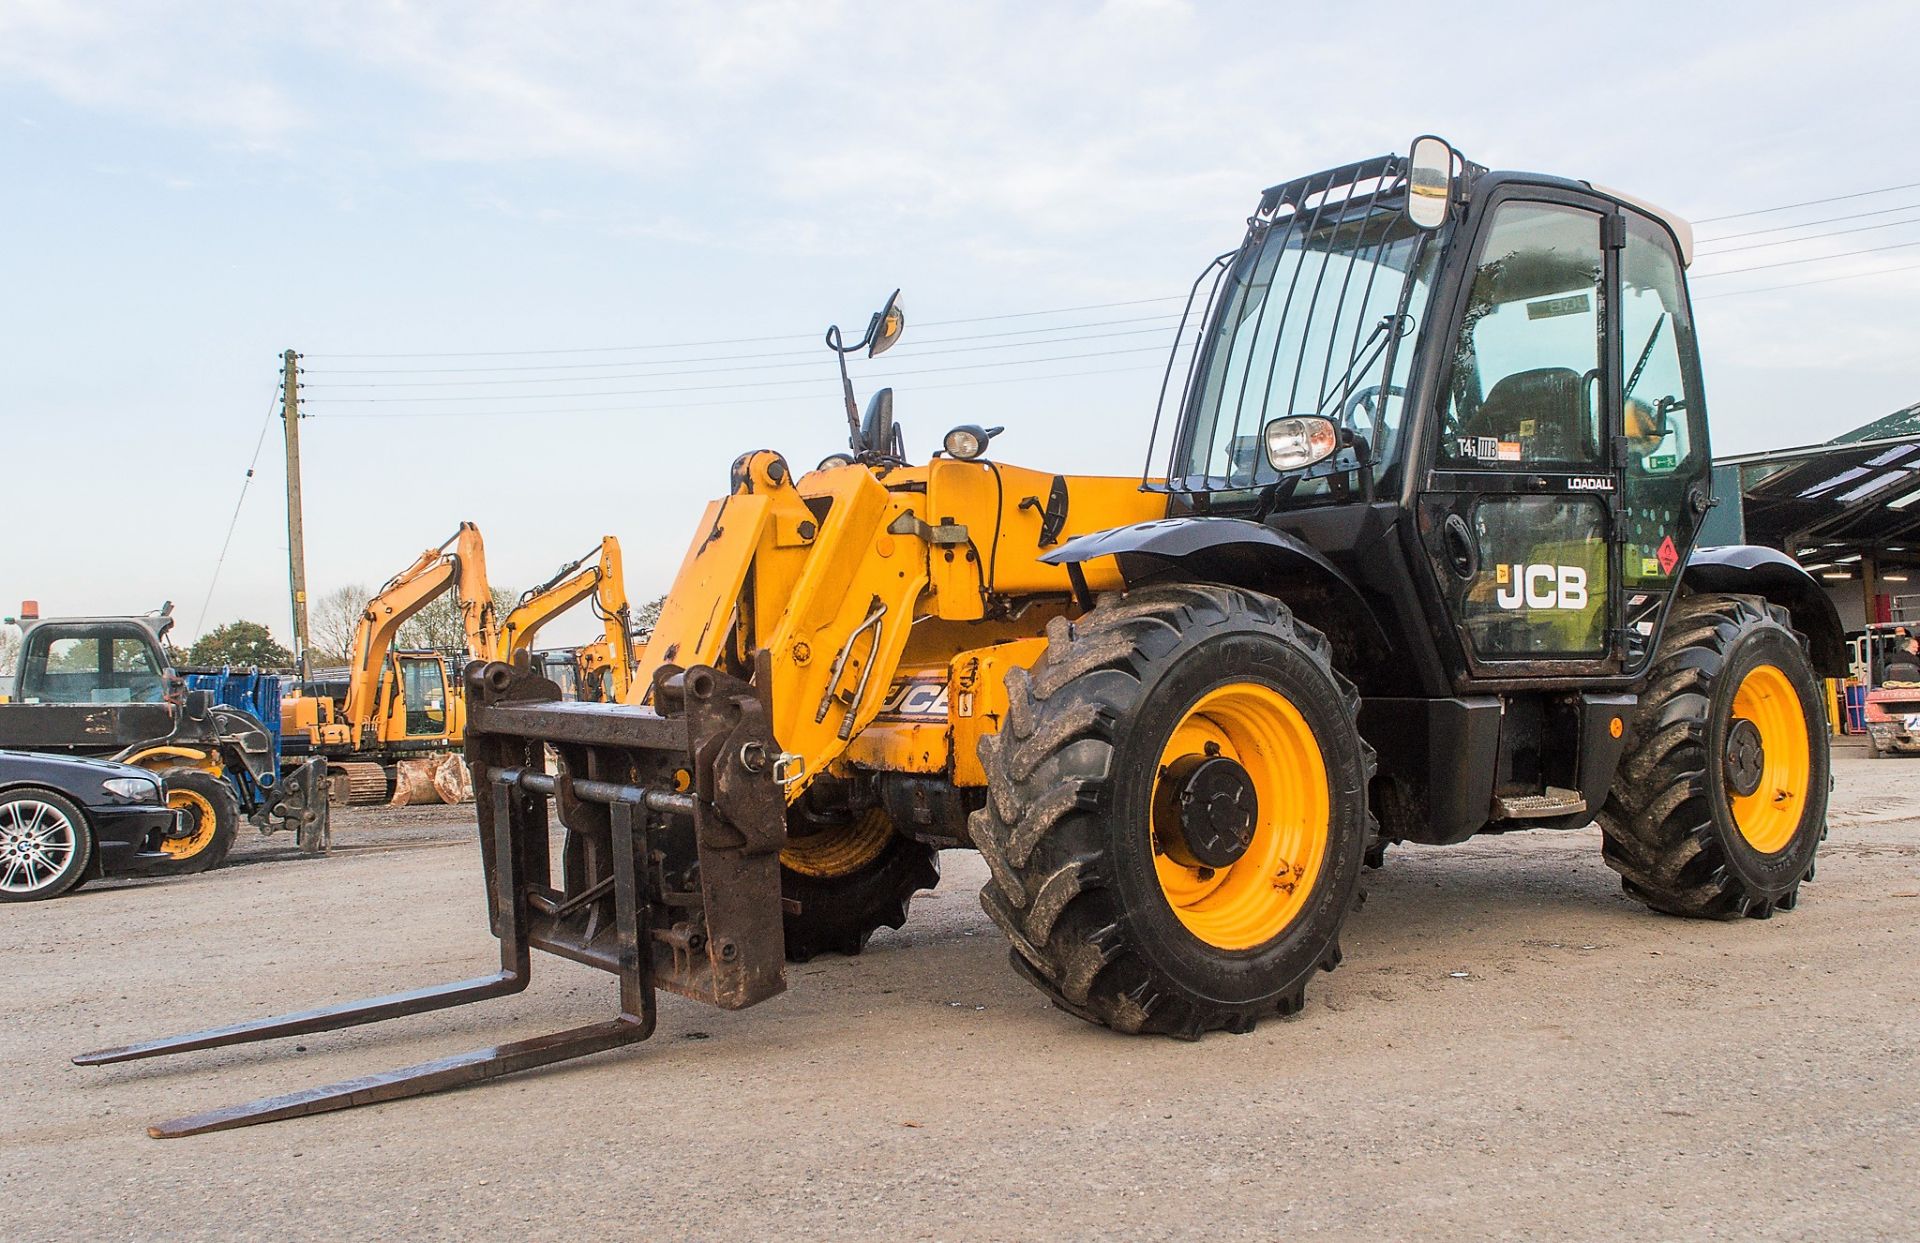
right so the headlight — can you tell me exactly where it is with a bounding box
[943,426,985,460]
[1264,415,1340,471]
[103,776,163,803]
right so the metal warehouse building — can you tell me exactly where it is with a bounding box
[1711,400,1920,631]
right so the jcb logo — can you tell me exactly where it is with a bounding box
[876,678,950,721]
[1494,564,1589,611]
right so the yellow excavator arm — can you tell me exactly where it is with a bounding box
[337,521,496,736]
[500,536,634,702]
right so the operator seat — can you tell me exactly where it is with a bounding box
[1461,366,1594,462]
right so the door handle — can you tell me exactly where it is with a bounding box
[1442,513,1477,580]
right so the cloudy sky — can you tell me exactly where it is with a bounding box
[3,1,1916,645]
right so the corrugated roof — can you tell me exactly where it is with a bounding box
[1726,400,1920,549]
[1833,400,1920,444]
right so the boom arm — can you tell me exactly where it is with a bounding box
[500,537,634,701]
[340,522,495,731]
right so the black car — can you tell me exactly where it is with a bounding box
[0,750,185,901]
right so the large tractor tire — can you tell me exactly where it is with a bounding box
[1600,593,1829,919]
[155,767,240,875]
[971,584,1372,1038]
[780,804,940,962]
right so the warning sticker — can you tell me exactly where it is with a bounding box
[1496,441,1523,462]
[1656,535,1680,576]
[1527,293,1591,320]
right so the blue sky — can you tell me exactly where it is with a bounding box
[3,1,1917,645]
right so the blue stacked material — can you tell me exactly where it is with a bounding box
[183,671,284,801]
[1844,683,1868,733]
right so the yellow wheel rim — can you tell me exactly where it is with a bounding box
[1151,683,1329,950]
[161,789,219,860]
[781,806,892,878]
[1727,663,1810,855]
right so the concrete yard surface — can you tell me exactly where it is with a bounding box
[3,752,1916,1241]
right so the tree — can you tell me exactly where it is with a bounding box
[188,620,293,670]
[310,583,372,666]
[634,594,666,638]
[0,624,18,677]
[396,586,518,655]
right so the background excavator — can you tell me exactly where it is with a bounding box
[283,526,635,803]
[501,536,635,704]
[89,138,1844,1140]
[281,522,497,803]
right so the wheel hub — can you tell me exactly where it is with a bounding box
[1725,717,1766,798]
[1155,754,1259,869]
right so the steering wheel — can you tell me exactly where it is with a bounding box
[1340,384,1406,462]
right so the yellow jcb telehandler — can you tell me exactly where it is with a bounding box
[83,138,1843,1138]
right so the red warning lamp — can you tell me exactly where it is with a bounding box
[17,600,37,620]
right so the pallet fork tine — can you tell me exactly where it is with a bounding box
[75,782,658,1139]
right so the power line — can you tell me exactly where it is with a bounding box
[194,384,283,637]
[303,295,1188,360]
[300,312,1185,376]
[1696,200,1920,244]
[314,361,1169,420]
[300,344,1170,403]
[1692,180,1920,224]
[301,324,1181,389]
[1693,258,1920,300]
[1690,237,1920,279]
[1694,213,1920,257]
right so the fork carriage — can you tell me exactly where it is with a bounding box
[75,658,794,1137]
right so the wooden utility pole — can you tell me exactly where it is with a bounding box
[282,349,311,678]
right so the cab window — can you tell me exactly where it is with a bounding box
[17,629,165,704]
[400,657,448,736]
[1619,212,1709,596]
[1441,202,1607,467]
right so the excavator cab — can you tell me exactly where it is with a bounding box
[390,652,455,740]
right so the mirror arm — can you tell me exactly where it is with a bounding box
[824,324,864,453]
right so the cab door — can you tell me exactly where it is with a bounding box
[1614,210,1714,671]
[1418,192,1625,679]
[383,654,452,741]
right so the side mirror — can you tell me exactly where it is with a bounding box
[1264,415,1340,471]
[184,689,214,720]
[868,290,905,357]
[1405,134,1455,231]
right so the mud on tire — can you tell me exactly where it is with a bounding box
[780,804,939,962]
[1600,593,1829,919]
[969,584,1373,1038]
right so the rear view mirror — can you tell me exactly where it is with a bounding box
[1406,135,1454,231]
[868,290,905,357]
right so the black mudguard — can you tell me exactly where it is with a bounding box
[1040,516,1391,654]
[1685,545,1846,677]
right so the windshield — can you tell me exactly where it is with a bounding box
[15,625,167,704]
[1171,205,1437,497]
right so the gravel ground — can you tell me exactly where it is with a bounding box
[3,746,1916,1241]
